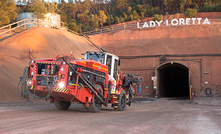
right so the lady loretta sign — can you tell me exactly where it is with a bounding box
[137,18,210,28]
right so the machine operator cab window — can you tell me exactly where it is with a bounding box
[84,51,120,80]
[84,51,105,64]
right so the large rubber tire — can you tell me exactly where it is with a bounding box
[128,93,132,106]
[54,100,71,110]
[87,84,103,113]
[117,90,126,111]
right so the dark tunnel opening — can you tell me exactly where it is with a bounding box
[157,63,189,98]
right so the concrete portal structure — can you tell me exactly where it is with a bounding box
[156,62,189,98]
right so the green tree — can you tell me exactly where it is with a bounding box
[29,0,47,19]
[175,13,180,19]
[140,12,144,18]
[184,8,197,18]
[133,10,140,20]
[214,3,221,12]
[152,14,163,21]
[116,0,127,12]
[202,3,209,12]
[115,16,120,24]
[127,6,132,14]
[169,15,174,21]
[0,0,17,26]
[129,14,133,21]
[180,4,185,13]
[99,10,107,28]
[145,5,154,17]
[68,22,78,32]
[195,4,199,11]
[111,15,114,24]
[208,5,214,12]
[120,16,125,23]
[123,12,128,20]
[91,14,99,29]
[45,2,57,14]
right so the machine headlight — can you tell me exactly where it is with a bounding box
[59,82,65,88]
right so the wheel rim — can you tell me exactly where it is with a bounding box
[94,96,100,107]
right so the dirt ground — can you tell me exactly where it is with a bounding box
[0,98,221,134]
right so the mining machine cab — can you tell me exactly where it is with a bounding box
[84,51,120,83]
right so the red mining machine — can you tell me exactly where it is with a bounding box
[17,51,143,112]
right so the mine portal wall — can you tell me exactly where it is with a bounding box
[89,24,221,97]
[120,54,221,97]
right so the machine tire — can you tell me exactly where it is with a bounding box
[117,90,126,111]
[87,84,103,113]
[54,100,71,110]
[128,93,132,106]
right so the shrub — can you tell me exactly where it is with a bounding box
[175,13,180,19]
[152,14,163,22]
[120,16,125,23]
[202,3,209,12]
[68,22,78,32]
[115,16,120,24]
[214,3,221,12]
[185,8,197,18]
[169,15,174,21]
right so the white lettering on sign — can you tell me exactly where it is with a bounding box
[203,18,210,25]
[171,19,178,25]
[137,22,141,28]
[192,18,196,24]
[137,18,210,28]
[197,18,202,24]
[186,18,190,25]
[143,22,149,28]
[155,20,162,26]
[150,21,155,27]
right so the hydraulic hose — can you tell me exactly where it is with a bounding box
[25,68,52,100]
[26,82,44,100]
[201,87,213,97]
[205,87,213,97]
[17,66,52,102]
[16,77,22,97]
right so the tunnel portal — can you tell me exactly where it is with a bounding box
[156,62,189,97]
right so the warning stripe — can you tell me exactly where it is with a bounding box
[92,64,108,71]
[80,61,86,64]
[28,86,34,89]
[54,88,69,92]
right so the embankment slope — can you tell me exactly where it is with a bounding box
[0,27,98,102]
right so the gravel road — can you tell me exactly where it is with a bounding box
[0,98,221,134]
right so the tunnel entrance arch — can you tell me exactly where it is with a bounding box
[155,62,190,98]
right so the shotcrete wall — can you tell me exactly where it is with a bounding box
[89,24,221,97]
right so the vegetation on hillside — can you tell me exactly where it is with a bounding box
[0,0,18,26]
[1,0,221,32]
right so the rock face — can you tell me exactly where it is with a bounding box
[0,27,98,102]
[89,24,221,97]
